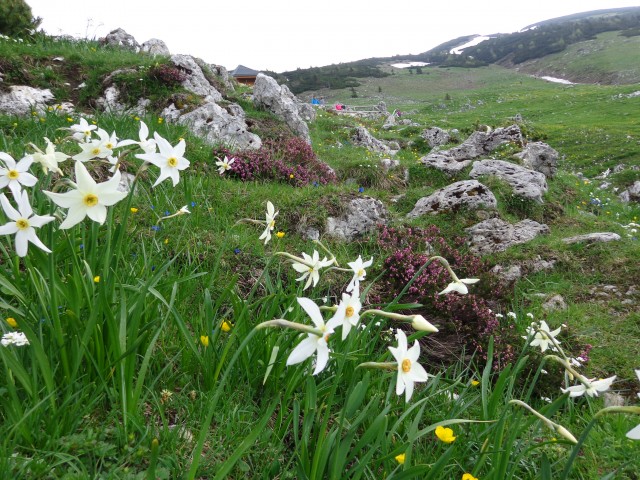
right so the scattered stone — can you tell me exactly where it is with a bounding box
[407,180,497,217]
[170,54,222,102]
[562,232,621,245]
[619,181,640,203]
[0,86,54,116]
[101,28,139,51]
[253,73,313,143]
[421,127,450,148]
[325,196,388,241]
[176,102,261,150]
[420,124,523,175]
[351,126,394,155]
[466,218,549,254]
[515,142,559,178]
[469,159,548,203]
[542,294,567,312]
[380,158,400,172]
[604,392,626,408]
[491,264,523,284]
[140,38,170,56]
[529,256,556,273]
[382,113,397,130]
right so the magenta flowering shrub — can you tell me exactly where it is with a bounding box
[149,64,187,86]
[376,225,517,368]
[212,137,336,186]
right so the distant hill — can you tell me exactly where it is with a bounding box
[276,7,640,94]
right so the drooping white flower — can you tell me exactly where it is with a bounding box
[0,191,54,257]
[329,285,362,340]
[30,138,70,175]
[117,121,157,154]
[523,321,561,353]
[215,156,235,175]
[286,297,339,375]
[346,255,373,292]
[388,329,429,402]
[68,118,97,142]
[43,161,128,229]
[561,375,616,398]
[291,250,333,290]
[136,132,190,187]
[1,331,29,347]
[258,201,278,245]
[438,277,479,295]
[0,152,38,196]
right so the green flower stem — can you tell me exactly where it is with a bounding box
[543,354,591,386]
[274,251,313,268]
[360,309,412,322]
[255,319,323,337]
[357,361,397,371]
[312,239,338,266]
[509,399,578,443]
[593,406,640,419]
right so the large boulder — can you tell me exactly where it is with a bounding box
[101,28,139,51]
[351,126,395,155]
[325,196,388,241]
[515,142,559,178]
[469,159,548,203]
[421,124,523,175]
[407,180,497,217]
[0,86,54,116]
[176,102,261,150]
[466,218,549,254]
[170,54,222,102]
[253,73,313,143]
[141,38,170,56]
[421,127,450,148]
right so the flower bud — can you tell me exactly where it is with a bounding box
[411,315,438,333]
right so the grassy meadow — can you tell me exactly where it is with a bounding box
[0,34,639,479]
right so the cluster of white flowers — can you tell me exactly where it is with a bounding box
[0,119,190,257]
[1,332,29,347]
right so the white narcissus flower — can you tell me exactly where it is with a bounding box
[346,255,373,292]
[68,118,97,142]
[117,121,157,154]
[0,191,54,257]
[626,369,640,440]
[291,250,333,290]
[258,201,278,245]
[72,128,115,163]
[0,152,38,196]
[438,277,479,295]
[561,375,617,398]
[136,132,190,187]
[388,329,429,402]
[30,138,70,174]
[523,321,561,353]
[329,284,362,340]
[43,161,128,229]
[1,331,30,347]
[286,297,339,375]
[215,156,235,175]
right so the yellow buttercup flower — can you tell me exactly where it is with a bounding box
[164,238,169,245]
[93,276,100,283]
[462,474,478,480]
[6,317,18,328]
[395,453,406,464]
[276,231,285,238]
[130,207,138,213]
[221,321,232,332]
[289,174,294,179]
[471,380,480,386]
[200,335,209,347]
[435,425,456,443]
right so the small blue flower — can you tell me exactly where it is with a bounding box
[234,248,241,255]
[79,243,84,250]
[190,201,196,207]
[151,265,156,271]
[313,181,319,187]
[164,210,170,216]
[150,205,155,210]
[151,225,160,232]
[358,187,365,193]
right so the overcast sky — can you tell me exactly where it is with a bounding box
[27,1,640,72]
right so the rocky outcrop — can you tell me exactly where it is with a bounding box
[0,86,54,116]
[101,28,139,51]
[469,159,548,203]
[561,232,621,244]
[325,196,388,241]
[170,54,222,102]
[141,38,170,56]
[515,142,559,178]
[253,73,313,143]
[176,102,261,150]
[619,181,640,203]
[351,126,395,155]
[407,180,496,218]
[421,124,523,175]
[466,218,549,254]
[421,127,450,148]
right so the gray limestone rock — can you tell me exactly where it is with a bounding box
[101,28,139,51]
[542,294,567,312]
[561,232,621,244]
[351,126,393,155]
[0,85,54,116]
[515,142,559,178]
[469,159,548,203]
[466,218,549,254]
[141,38,170,56]
[421,127,450,148]
[619,181,640,203]
[407,180,497,217]
[325,197,388,241]
[170,54,222,102]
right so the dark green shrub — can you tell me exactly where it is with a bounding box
[0,0,41,37]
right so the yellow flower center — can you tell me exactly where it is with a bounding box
[167,157,178,167]
[402,358,411,373]
[345,306,355,318]
[269,220,275,228]
[85,130,91,136]
[357,268,365,277]
[16,219,29,230]
[106,143,113,149]
[7,169,19,180]
[92,148,101,155]
[83,193,99,207]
